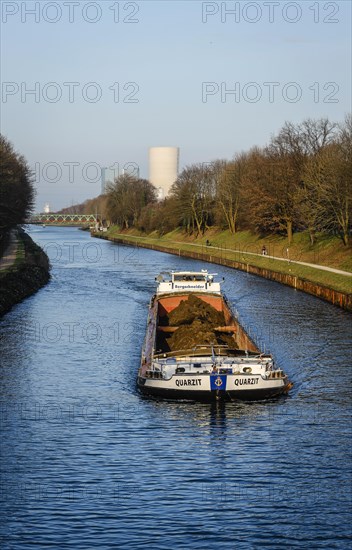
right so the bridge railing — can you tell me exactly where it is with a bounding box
[29,214,97,225]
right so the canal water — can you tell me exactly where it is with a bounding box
[1,227,351,549]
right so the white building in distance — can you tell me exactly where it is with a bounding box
[149,147,179,200]
[43,203,50,213]
[101,167,117,194]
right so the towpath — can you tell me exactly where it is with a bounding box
[110,233,352,277]
[203,244,352,276]
[0,231,19,271]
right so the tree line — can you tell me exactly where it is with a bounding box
[0,135,35,250]
[102,116,351,246]
[1,115,349,254]
[63,115,352,246]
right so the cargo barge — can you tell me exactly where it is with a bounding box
[138,270,292,401]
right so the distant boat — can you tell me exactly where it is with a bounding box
[138,270,293,401]
[42,224,46,228]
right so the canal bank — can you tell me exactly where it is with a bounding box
[0,229,50,317]
[92,232,352,312]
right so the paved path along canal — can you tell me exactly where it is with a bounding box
[1,226,351,549]
[112,233,352,277]
[0,230,18,271]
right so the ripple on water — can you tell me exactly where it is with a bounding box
[0,228,351,549]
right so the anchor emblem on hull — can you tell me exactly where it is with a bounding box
[215,377,223,387]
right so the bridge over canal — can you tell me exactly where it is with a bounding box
[29,213,97,226]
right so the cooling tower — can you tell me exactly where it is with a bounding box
[149,147,179,199]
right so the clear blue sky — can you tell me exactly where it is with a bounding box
[1,0,351,211]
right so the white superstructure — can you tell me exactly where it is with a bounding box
[149,147,179,198]
[156,270,221,295]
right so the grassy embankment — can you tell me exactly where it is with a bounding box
[101,227,352,295]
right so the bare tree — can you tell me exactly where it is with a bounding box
[215,157,243,234]
[260,118,338,243]
[302,117,351,246]
[300,118,337,154]
[106,174,156,229]
[170,164,216,235]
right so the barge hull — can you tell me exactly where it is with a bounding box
[138,383,289,402]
